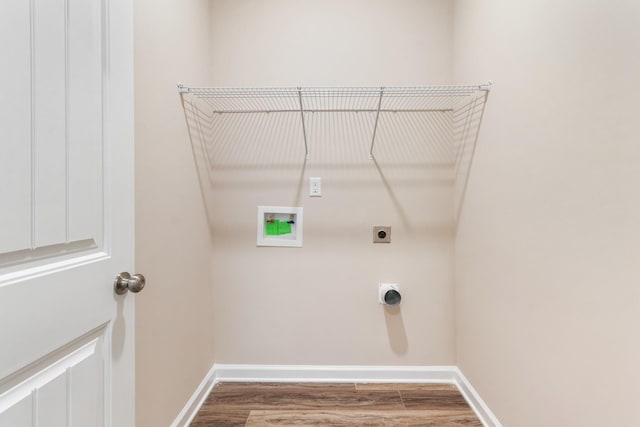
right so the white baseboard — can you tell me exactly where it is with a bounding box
[213,363,458,384]
[453,367,503,427]
[170,363,217,427]
[172,364,501,427]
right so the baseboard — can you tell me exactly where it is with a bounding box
[453,367,503,427]
[213,363,459,384]
[170,363,217,427]
[172,364,501,427]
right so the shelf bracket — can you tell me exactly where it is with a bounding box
[369,86,385,160]
[479,80,493,91]
[177,82,190,94]
[297,87,309,160]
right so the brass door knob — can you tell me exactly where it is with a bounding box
[114,272,146,295]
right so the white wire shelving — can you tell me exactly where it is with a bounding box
[178,82,492,160]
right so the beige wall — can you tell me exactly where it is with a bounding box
[205,0,457,365]
[135,1,640,423]
[134,0,215,426]
[209,0,452,86]
[453,1,640,426]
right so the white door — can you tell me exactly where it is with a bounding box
[0,0,135,426]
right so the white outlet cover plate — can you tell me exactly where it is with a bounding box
[310,177,321,197]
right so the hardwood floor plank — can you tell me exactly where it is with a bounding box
[189,408,250,426]
[245,409,483,426]
[190,382,482,426]
[212,382,356,393]
[355,383,458,392]
[204,389,404,411]
[400,389,470,410]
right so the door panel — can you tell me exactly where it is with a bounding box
[0,329,105,426]
[0,396,31,427]
[0,0,104,269]
[0,1,32,255]
[0,0,134,425]
[33,0,67,248]
[68,0,103,244]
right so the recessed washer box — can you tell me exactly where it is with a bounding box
[257,206,303,247]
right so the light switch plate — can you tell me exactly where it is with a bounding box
[373,226,391,243]
[310,177,321,197]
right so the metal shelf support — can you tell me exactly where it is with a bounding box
[297,87,309,160]
[369,86,385,160]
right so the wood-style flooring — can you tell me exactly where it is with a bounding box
[190,382,482,426]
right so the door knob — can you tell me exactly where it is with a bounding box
[114,272,146,295]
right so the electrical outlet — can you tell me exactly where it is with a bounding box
[373,226,391,243]
[310,177,321,197]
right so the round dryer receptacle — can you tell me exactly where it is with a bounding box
[384,289,401,306]
[378,283,401,306]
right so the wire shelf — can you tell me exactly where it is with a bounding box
[178,82,491,159]
[180,84,489,113]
